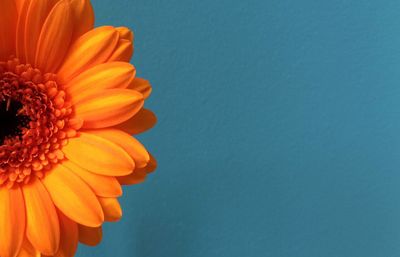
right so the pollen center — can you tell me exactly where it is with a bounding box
[0,58,77,187]
[0,100,30,145]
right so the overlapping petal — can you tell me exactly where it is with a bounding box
[62,132,134,176]
[0,187,25,257]
[74,88,144,128]
[22,180,60,255]
[42,164,104,227]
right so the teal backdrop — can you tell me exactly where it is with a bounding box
[78,1,400,256]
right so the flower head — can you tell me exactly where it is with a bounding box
[0,0,156,256]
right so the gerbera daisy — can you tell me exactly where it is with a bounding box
[0,0,156,256]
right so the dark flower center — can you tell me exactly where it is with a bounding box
[0,99,30,145]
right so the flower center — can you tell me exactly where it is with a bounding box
[0,99,30,145]
[0,58,78,188]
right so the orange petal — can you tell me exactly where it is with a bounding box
[62,161,122,197]
[145,153,157,174]
[52,211,78,257]
[57,26,119,83]
[42,164,104,227]
[115,109,157,135]
[107,27,133,62]
[87,129,150,168]
[22,179,60,255]
[66,62,136,100]
[128,78,152,99]
[117,169,147,185]
[107,39,133,62]
[15,240,40,257]
[22,0,58,64]
[62,132,134,176]
[117,154,156,185]
[0,0,17,60]
[74,88,144,129]
[15,0,26,13]
[98,197,122,222]
[116,27,133,41]
[35,0,74,73]
[0,186,25,257]
[70,0,94,42]
[15,0,30,62]
[78,225,102,246]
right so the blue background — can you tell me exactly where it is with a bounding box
[77,1,400,256]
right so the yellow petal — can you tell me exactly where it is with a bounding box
[22,179,60,255]
[74,89,144,129]
[62,161,122,197]
[62,132,134,176]
[0,0,17,60]
[66,62,135,100]
[98,197,122,222]
[42,164,104,227]
[58,26,119,83]
[78,225,102,246]
[115,109,157,135]
[35,0,73,73]
[87,129,150,168]
[52,211,78,257]
[128,77,152,99]
[0,186,25,257]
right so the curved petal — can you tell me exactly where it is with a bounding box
[107,39,133,62]
[128,78,152,99]
[116,27,133,41]
[117,153,156,185]
[98,197,122,222]
[22,179,60,255]
[62,161,122,197]
[115,109,157,135]
[52,211,78,257]
[15,0,30,62]
[35,0,73,73]
[87,129,150,168]
[107,27,133,62]
[0,0,17,60]
[74,88,144,129]
[145,153,157,174]
[21,0,58,64]
[70,0,94,42]
[15,240,40,257]
[57,26,119,83]
[42,164,104,227]
[62,132,134,176]
[15,0,26,13]
[0,186,25,257]
[78,225,102,246]
[117,169,147,185]
[66,62,135,100]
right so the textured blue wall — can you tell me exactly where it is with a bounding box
[77,1,400,256]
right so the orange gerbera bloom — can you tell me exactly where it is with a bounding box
[0,0,156,256]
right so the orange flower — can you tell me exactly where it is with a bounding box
[0,0,156,256]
